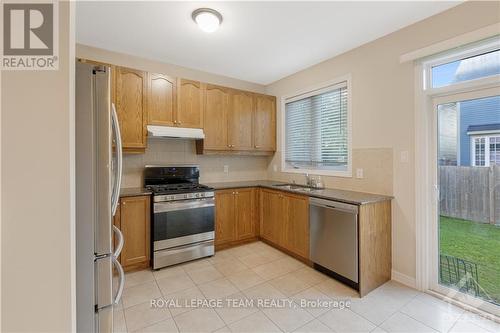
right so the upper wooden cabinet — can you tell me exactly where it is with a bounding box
[149,73,176,126]
[228,90,254,150]
[254,94,276,151]
[114,66,148,152]
[177,79,204,128]
[204,85,230,150]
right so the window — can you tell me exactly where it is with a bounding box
[425,36,500,91]
[431,49,500,88]
[490,136,500,165]
[471,135,500,166]
[283,79,351,176]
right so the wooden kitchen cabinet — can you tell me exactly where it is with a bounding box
[283,193,309,258]
[235,188,258,239]
[215,188,258,247]
[203,85,230,150]
[260,189,309,258]
[260,189,285,246]
[215,190,237,245]
[177,79,204,128]
[253,94,276,151]
[114,66,148,152]
[228,90,254,150]
[116,195,151,271]
[148,73,176,126]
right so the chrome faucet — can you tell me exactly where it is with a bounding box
[305,173,312,187]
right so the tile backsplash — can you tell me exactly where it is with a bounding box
[122,139,393,197]
[121,138,271,187]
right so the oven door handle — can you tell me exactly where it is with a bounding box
[154,198,215,213]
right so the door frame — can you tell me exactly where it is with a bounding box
[415,59,500,316]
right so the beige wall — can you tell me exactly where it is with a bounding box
[265,1,500,281]
[1,2,75,332]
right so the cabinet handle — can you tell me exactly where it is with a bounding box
[255,145,260,149]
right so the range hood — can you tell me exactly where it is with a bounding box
[147,125,205,139]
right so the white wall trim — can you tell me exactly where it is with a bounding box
[400,23,500,63]
[392,270,417,289]
[69,1,77,331]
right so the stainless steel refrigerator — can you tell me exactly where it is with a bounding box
[76,61,125,332]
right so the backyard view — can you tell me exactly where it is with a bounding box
[439,216,500,305]
[437,90,500,306]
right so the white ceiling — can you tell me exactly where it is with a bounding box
[76,1,460,85]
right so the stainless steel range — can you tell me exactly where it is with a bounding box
[145,165,215,269]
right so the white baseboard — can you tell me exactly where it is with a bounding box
[391,270,417,289]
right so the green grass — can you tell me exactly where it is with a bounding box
[439,216,500,304]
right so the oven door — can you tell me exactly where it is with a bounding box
[153,197,215,251]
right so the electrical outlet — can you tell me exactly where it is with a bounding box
[223,165,229,173]
[273,164,278,172]
[400,151,409,163]
[356,168,364,179]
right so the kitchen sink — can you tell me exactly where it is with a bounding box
[272,184,317,192]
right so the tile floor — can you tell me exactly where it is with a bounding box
[114,241,500,333]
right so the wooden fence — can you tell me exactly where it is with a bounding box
[439,166,500,224]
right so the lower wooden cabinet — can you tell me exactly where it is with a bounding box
[260,189,285,246]
[114,195,151,271]
[283,193,309,258]
[215,188,258,246]
[259,189,309,258]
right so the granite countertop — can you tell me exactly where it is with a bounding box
[120,187,152,197]
[205,180,393,205]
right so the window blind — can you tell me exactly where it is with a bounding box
[285,84,348,170]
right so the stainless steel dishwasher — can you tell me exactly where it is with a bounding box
[309,197,359,289]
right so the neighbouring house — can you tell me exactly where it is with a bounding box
[438,51,500,166]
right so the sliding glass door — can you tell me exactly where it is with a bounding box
[433,88,500,315]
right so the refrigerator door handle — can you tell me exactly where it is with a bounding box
[113,225,124,258]
[111,102,123,217]
[112,256,125,305]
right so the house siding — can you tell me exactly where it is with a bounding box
[460,95,500,166]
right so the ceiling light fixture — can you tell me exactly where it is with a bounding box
[192,8,222,33]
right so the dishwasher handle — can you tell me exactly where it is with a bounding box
[309,197,359,214]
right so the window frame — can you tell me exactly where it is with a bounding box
[470,134,500,166]
[280,75,352,177]
[422,36,500,95]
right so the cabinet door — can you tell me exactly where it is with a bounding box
[115,67,148,150]
[204,85,230,150]
[177,79,203,128]
[120,196,150,268]
[149,73,176,126]
[235,188,256,240]
[215,190,236,245]
[253,94,276,151]
[260,189,284,245]
[228,90,253,150]
[283,194,309,258]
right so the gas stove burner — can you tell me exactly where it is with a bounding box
[146,183,214,195]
